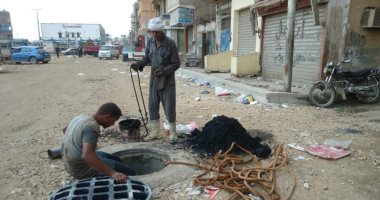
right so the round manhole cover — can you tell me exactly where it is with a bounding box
[113,148,170,175]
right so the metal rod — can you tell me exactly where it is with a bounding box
[130,67,149,136]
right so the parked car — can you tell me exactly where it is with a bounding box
[122,46,135,62]
[61,48,79,55]
[98,45,119,60]
[11,46,51,64]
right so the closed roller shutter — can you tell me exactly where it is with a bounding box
[261,6,325,85]
[237,8,256,55]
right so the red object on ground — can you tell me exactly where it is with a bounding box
[305,145,351,160]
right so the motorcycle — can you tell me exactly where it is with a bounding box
[309,60,380,107]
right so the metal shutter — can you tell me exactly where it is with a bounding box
[237,8,256,55]
[261,6,325,85]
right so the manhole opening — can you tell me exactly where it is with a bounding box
[114,148,170,175]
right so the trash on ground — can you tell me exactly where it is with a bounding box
[167,143,295,200]
[165,121,198,135]
[235,94,246,103]
[280,104,289,108]
[305,145,351,160]
[204,186,220,199]
[184,115,271,158]
[177,122,198,134]
[215,87,232,96]
[294,156,311,161]
[119,71,126,74]
[287,143,306,152]
[111,68,118,71]
[251,101,259,105]
[323,139,352,149]
[303,182,310,190]
[77,73,85,76]
[242,95,255,104]
[195,97,201,101]
[200,90,210,94]
[187,186,204,196]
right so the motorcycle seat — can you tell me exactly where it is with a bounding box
[339,68,377,77]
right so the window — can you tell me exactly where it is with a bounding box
[77,32,80,38]
[71,32,75,38]
[21,48,32,53]
[58,32,62,38]
[12,48,21,53]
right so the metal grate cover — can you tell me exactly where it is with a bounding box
[49,176,151,200]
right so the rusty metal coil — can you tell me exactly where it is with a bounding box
[167,142,296,200]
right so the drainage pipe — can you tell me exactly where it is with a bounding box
[48,146,62,159]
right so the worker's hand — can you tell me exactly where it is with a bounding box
[111,171,128,183]
[131,63,143,72]
[154,68,164,77]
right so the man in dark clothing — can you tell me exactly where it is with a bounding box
[55,47,60,58]
[78,46,83,58]
[131,17,180,143]
[61,103,136,182]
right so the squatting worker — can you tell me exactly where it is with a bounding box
[131,17,180,143]
[61,103,136,182]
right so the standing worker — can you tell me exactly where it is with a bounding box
[131,17,180,144]
[55,46,60,58]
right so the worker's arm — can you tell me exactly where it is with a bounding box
[162,40,180,75]
[82,143,127,183]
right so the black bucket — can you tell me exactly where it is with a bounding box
[119,119,141,142]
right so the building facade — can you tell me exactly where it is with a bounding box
[0,10,13,47]
[138,0,156,36]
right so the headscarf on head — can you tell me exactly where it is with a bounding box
[148,17,165,31]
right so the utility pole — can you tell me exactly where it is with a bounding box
[284,0,296,92]
[32,8,42,42]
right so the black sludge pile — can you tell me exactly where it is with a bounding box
[186,115,271,158]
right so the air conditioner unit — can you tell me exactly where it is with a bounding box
[361,7,380,28]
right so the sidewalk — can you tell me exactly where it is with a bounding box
[177,67,311,105]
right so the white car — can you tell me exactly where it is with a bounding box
[98,45,120,60]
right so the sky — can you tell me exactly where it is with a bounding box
[1,0,136,41]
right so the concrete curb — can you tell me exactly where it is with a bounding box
[178,68,311,105]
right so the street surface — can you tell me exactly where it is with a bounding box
[0,56,379,199]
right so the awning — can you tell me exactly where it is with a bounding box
[250,0,284,9]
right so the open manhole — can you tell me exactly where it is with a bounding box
[113,148,170,175]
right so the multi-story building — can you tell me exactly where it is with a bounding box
[138,0,156,36]
[129,2,140,46]
[0,10,13,48]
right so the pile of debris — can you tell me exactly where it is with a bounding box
[184,115,271,158]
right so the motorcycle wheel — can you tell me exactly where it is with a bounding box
[357,78,380,104]
[309,82,336,108]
